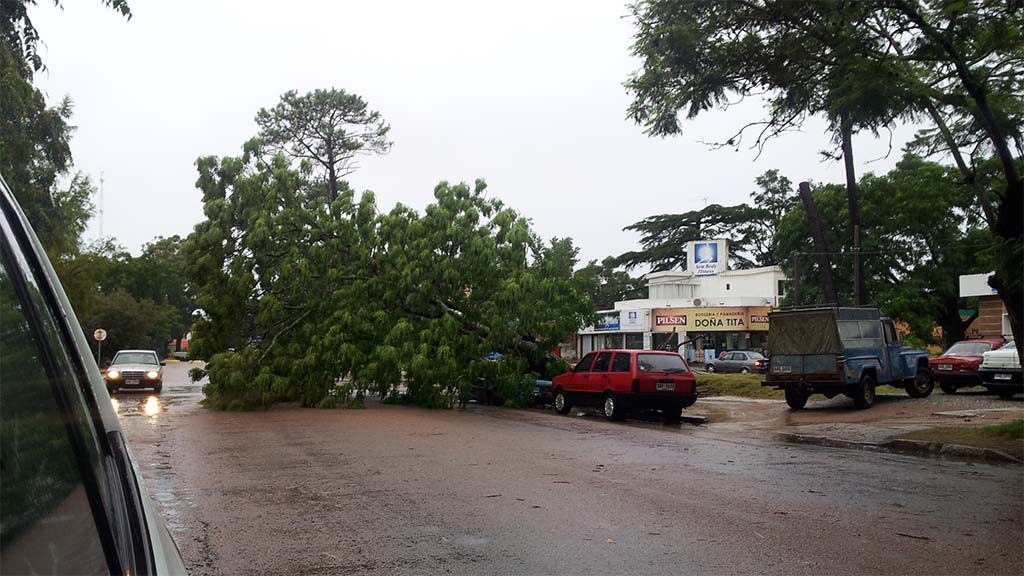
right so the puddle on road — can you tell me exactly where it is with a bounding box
[111,393,164,422]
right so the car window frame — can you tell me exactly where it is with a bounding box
[574,353,597,372]
[0,187,155,575]
[610,352,631,373]
[592,352,613,373]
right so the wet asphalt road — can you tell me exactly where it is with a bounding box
[117,364,1024,575]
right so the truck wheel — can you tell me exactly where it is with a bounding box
[851,375,876,409]
[603,393,625,421]
[905,371,933,398]
[553,390,572,415]
[940,382,957,394]
[785,387,809,410]
[993,389,1017,400]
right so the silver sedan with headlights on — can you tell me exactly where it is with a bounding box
[105,349,165,393]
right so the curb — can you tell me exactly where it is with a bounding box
[778,433,1022,465]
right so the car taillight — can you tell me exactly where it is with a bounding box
[632,378,640,393]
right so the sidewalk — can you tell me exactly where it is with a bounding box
[778,422,1022,465]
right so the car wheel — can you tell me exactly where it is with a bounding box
[662,402,682,424]
[851,374,876,409]
[603,393,625,421]
[107,385,117,395]
[905,371,933,398]
[553,390,572,415]
[785,386,809,410]
[940,382,957,394]
[154,382,163,393]
[706,363,716,373]
[740,367,751,374]
[993,389,1017,400]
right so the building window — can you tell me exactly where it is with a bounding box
[625,333,644,349]
[778,280,785,296]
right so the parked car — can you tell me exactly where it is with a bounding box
[979,341,1021,400]
[763,307,933,410]
[104,349,165,393]
[0,176,186,574]
[930,338,1004,394]
[469,377,552,407]
[551,349,697,423]
[706,350,768,373]
[169,350,190,361]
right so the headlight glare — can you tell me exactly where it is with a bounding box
[107,370,120,379]
[146,370,160,379]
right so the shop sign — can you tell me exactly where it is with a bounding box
[692,241,720,276]
[620,309,649,331]
[748,306,771,332]
[594,312,620,332]
[654,306,773,332]
[689,307,748,330]
[653,308,687,331]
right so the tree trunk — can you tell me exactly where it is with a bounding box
[326,152,338,204]
[938,295,967,349]
[797,182,838,304]
[895,0,1023,358]
[840,114,865,306]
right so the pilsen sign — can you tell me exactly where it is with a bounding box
[652,306,772,332]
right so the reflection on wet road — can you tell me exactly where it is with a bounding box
[110,394,162,419]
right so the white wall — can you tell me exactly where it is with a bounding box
[646,266,785,307]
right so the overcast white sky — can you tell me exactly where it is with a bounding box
[32,0,917,264]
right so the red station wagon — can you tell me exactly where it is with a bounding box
[551,349,697,422]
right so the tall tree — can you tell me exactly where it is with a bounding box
[185,128,592,410]
[626,0,1023,355]
[1,1,131,257]
[255,89,392,205]
[617,170,793,272]
[577,257,647,310]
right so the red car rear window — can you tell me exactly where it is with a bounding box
[637,354,688,373]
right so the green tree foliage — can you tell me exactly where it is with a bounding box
[626,0,1022,352]
[255,88,392,204]
[1,1,130,258]
[58,238,191,363]
[185,125,593,410]
[576,257,646,310]
[776,154,992,345]
[616,170,795,271]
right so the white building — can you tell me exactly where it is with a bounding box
[577,239,787,363]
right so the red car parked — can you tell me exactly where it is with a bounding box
[552,349,697,422]
[931,339,1004,394]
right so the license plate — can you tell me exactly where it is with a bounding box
[938,364,953,371]
[773,365,792,374]
[994,373,1012,381]
[126,379,140,386]
[656,382,675,391]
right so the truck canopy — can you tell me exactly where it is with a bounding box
[768,309,843,355]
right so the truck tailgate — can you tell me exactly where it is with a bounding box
[770,354,839,377]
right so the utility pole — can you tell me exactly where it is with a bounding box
[840,115,865,305]
[99,171,105,240]
[792,251,800,306]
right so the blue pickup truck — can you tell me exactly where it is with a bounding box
[763,307,934,409]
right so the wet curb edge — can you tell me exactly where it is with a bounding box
[777,433,1022,466]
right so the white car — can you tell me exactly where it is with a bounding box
[978,340,1021,399]
[105,349,165,393]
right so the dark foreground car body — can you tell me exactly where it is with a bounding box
[0,177,187,574]
[929,339,1004,393]
[551,349,697,422]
